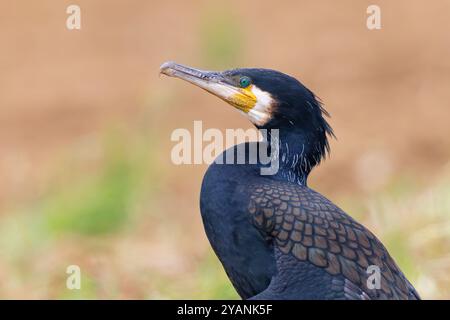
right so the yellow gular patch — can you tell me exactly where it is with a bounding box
[229,85,257,113]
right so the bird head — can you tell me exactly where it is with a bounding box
[160,62,334,169]
[160,61,332,129]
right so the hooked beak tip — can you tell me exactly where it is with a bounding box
[159,61,178,77]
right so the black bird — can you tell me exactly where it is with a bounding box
[160,61,420,300]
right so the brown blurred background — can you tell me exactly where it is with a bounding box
[0,0,449,299]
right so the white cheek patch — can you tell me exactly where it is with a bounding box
[247,85,275,126]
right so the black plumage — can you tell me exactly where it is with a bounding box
[160,62,420,300]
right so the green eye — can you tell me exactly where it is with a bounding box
[239,76,251,88]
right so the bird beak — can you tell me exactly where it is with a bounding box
[160,61,257,113]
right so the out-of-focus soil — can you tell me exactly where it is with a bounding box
[1,0,449,208]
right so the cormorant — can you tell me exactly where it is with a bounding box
[160,61,420,300]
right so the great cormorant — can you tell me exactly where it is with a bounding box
[160,61,420,300]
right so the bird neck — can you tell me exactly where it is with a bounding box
[264,127,325,186]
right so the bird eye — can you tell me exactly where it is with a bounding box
[239,76,251,88]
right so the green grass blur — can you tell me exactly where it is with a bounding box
[199,6,243,68]
[0,118,448,298]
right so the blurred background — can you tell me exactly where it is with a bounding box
[0,0,449,299]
